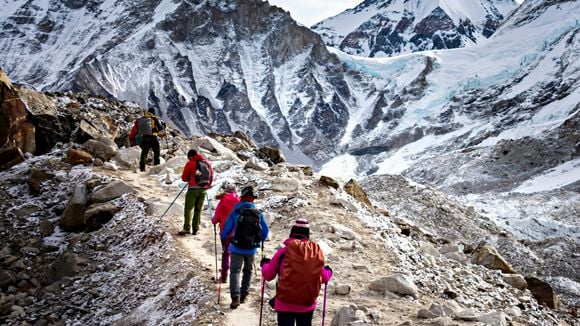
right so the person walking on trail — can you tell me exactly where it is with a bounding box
[129,107,165,172]
[260,219,333,326]
[211,180,240,283]
[220,186,269,309]
[179,149,213,236]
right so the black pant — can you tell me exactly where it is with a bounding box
[277,311,314,326]
[139,136,160,171]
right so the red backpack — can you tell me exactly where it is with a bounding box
[277,239,325,306]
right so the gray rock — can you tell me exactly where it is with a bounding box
[47,252,89,283]
[113,147,141,169]
[245,157,269,171]
[330,306,360,326]
[39,220,54,236]
[59,183,89,231]
[454,309,479,321]
[82,139,117,162]
[330,224,357,240]
[0,270,17,288]
[369,274,419,299]
[84,202,122,231]
[334,284,351,295]
[419,242,440,258]
[502,273,527,290]
[433,317,456,326]
[90,180,136,203]
[146,200,184,218]
[477,311,508,326]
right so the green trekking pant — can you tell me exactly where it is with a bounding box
[183,188,207,233]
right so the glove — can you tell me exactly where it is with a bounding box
[324,265,333,273]
[260,257,271,267]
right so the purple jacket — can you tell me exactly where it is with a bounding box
[261,238,332,313]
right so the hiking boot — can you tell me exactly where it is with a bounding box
[191,229,198,235]
[220,277,227,284]
[230,296,240,309]
[177,229,191,235]
[240,293,248,303]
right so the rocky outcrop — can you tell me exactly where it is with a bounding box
[0,70,36,170]
[472,245,517,274]
[343,179,373,209]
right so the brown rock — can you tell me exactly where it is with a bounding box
[319,175,339,189]
[0,70,36,171]
[66,148,93,165]
[258,146,286,164]
[343,179,373,209]
[525,276,561,309]
[27,168,53,195]
[502,273,528,290]
[472,245,516,274]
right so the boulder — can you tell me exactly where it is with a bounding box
[150,156,187,175]
[330,224,357,240]
[477,311,508,326]
[502,273,528,290]
[27,168,53,195]
[146,200,184,218]
[78,113,118,140]
[90,180,136,203]
[191,136,242,162]
[84,202,122,231]
[334,284,351,295]
[330,306,360,326]
[66,148,93,165]
[525,276,560,309]
[113,147,141,169]
[59,184,89,231]
[343,179,373,208]
[258,146,286,165]
[472,245,516,274]
[245,157,269,171]
[0,270,17,289]
[369,274,419,299]
[47,252,89,283]
[0,71,36,170]
[319,176,340,189]
[82,139,117,162]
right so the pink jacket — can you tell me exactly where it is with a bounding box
[261,238,332,313]
[211,192,240,233]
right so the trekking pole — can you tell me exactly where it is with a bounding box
[158,183,187,222]
[217,268,222,304]
[206,193,218,283]
[259,276,265,326]
[321,282,328,326]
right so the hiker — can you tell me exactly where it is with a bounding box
[220,186,269,309]
[211,180,240,283]
[179,149,213,235]
[260,219,332,326]
[129,107,165,172]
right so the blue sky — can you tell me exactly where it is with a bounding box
[267,0,525,27]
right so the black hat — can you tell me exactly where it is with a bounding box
[290,218,310,240]
[147,107,156,114]
[240,186,256,199]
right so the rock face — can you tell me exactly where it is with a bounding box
[0,70,36,170]
[312,0,517,57]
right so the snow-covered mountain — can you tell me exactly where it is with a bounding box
[1,0,578,198]
[311,0,518,57]
[0,0,349,163]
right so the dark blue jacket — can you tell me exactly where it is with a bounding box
[221,201,268,255]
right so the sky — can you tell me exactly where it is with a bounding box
[267,0,361,27]
[266,0,526,27]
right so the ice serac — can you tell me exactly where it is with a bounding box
[0,0,349,162]
[312,0,518,57]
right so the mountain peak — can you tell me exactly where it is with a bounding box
[312,0,518,57]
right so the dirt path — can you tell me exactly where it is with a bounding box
[104,168,264,325]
